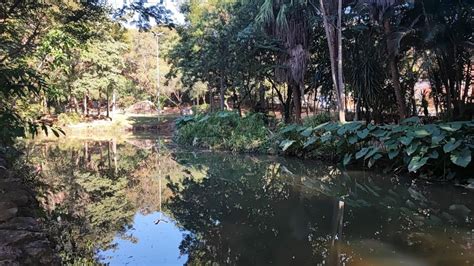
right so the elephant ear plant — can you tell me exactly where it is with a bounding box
[279,117,473,180]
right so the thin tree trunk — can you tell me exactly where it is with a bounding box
[112,89,116,115]
[411,86,417,116]
[258,84,266,113]
[320,0,346,123]
[85,90,90,116]
[284,85,293,123]
[209,89,214,112]
[98,90,101,117]
[384,20,407,120]
[219,76,225,110]
[292,82,302,122]
[106,88,110,118]
[336,0,346,122]
[73,97,78,113]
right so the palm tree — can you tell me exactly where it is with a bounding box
[358,0,414,120]
[256,0,312,122]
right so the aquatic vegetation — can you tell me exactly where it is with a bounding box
[176,113,473,179]
[278,117,473,179]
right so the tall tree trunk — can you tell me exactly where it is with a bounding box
[384,20,407,120]
[98,90,101,116]
[84,90,89,116]
[73,96,78,113]
[284,86,293,123]
[410,86,417,116]
[258,84,266,113]
[292,82,302,122]
[219,75,225,110]
[320,0,346,122]
[112,89,116,115]
[336,0,346,122]
[209,89,214,112]
[106,88,110,118]
[43,95,48,114]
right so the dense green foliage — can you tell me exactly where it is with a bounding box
[0,1,179,144]
[168,0,473,123]
[175,113,473,179]
[278,118,473,179]
[175,111,269,152]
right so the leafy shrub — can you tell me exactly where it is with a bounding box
[302,113,331,128]
[191,104,209,115]
[57,112,82,126]
[175,111,269,152]
[277,117,473,179]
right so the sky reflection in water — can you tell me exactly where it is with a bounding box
[99,212,187,265]
[27,137,473,265]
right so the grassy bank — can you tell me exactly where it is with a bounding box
[33,113,178,141]
[175,111,473,181]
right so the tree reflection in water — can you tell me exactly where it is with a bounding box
[22,140,474,265]
[167,152,474,265]
[24,137,182,264]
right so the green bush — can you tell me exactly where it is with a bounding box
[57,112,82,126]
[191,104,209,115]
[277,117,473,179]
[175,111,269,152]
[302,112,331,128]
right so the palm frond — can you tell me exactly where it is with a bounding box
[276,4,289,34]
[256,0,275,25]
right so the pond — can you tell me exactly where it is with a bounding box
[24,136,473,265]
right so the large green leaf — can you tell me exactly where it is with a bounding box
[348,135,358,144]
[300,127,313,137]
[368,153,382,168]
[320,132,332,143]
[440,122,462,132]
[337,122,362,136]
[356,128,370,139]
[450,148,471,167]
[313,122,330,131]
[371,129,387,137]
[355,147,370,159]
[405,142,419,156]
[431,133,445,145]
[388,150,399,159]
[364,147,380,160]
[413,129,431,138]
[408,156,429,172]
[303,136,318,148]
[198,115,210,122]
[280,124,298,134]
[400,136,414,146]
[443,139,462,153]
[343,153,353,166]
[280,139,296,151]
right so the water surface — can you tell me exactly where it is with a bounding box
[25,136,473,265]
